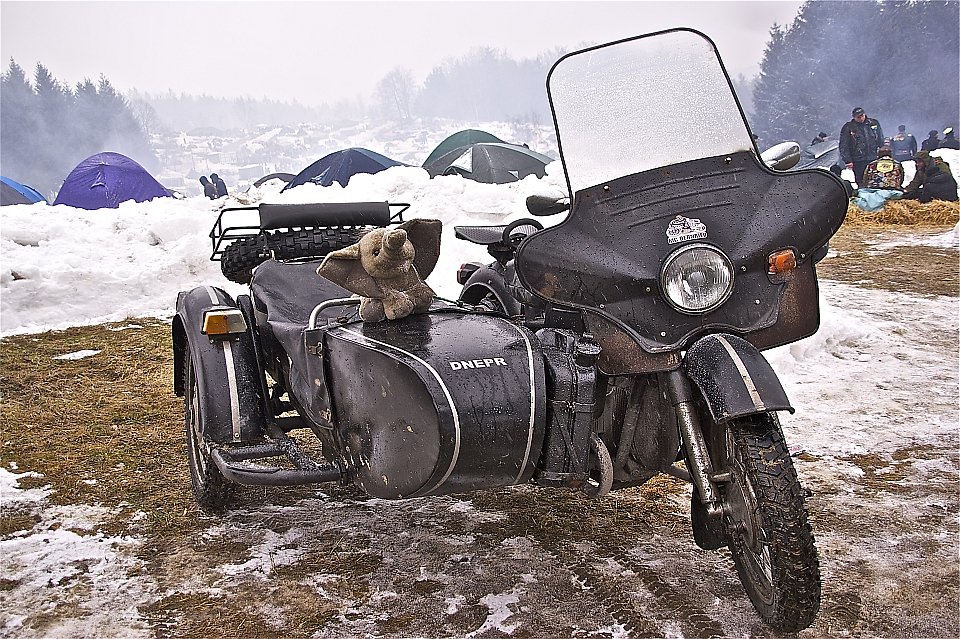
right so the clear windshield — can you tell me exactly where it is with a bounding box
[547,30,754,195]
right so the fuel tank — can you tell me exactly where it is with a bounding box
[318,310,547,499]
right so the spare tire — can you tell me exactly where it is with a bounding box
[220,227,365,284]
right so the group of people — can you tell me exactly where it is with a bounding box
[837,106,957,203]
[199,173,227,199]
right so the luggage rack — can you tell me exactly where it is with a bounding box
[209,201,409,262]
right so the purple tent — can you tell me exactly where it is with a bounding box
[53,152,172,210]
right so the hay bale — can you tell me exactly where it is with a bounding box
[845,198,960,226]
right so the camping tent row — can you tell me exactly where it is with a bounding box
[281,130,554,192]
[12,130,554,209]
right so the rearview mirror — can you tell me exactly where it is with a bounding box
[760,142,802,171]
[526,193,570,216]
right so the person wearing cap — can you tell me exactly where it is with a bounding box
[939,127,959,150]
[921,130,940,152]
[861,147,904,191]
[810,132,829,145]
[839,107,884,185]
[889,125,918,162]
[903,150,953,198]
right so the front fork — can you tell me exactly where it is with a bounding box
[665,370,726,521]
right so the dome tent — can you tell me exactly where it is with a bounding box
[0,176,47,206]
[282,148,406,190]
[53,152,172,210]
[424,143,554,184]
[422,129,504,167]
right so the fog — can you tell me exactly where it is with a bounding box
[1,1,803,107]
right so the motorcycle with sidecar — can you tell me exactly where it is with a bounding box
[172,29,846,632]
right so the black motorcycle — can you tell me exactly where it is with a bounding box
[173,29,846,633]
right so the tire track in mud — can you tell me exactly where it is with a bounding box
[557,541,728,639]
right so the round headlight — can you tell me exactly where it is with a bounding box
[660,243,734,314]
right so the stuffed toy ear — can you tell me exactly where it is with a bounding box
[317,242,384,299]
[401,219,443,279]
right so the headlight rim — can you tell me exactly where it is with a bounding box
[660,242,735,315]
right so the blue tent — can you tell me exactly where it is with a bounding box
[53,152,172,210]
[0,176,47,206]
[283,148,406,191]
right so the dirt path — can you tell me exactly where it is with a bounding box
[1,225,957,639]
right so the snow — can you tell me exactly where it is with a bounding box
[0,469,154,639]
[1,128,957,637]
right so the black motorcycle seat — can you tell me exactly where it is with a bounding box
[249,259,356,358]
[259,202,390,230]
[454,225,509,245]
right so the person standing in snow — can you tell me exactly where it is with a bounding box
[938,127,959,150]
[861,147,904,191]
[889,125,917,162]
[199,176,217,199]
[920,130,940,152]
[210,173,227,198]
[840,106,884,185]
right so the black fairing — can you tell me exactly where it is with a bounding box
[515,151,847,371]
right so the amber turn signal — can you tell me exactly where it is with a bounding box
[202,308,247,335]
[767,249,797,274]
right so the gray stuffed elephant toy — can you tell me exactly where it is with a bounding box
[316,219,443,322]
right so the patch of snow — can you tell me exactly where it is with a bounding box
[464,587,523,638]
[52,349,101,360]
[0,468,154,639]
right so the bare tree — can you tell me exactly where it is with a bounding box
[376,67,416,120]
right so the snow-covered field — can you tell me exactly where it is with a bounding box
[1,138,958,637]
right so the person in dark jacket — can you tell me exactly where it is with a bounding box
[839,106,884,185]
[920,130,940,152]
[889,125,917,162]
[199,176,217,199]
[901,155,958,202]
[939,127,959,150]
[811,132,829,145]
[903,151,954,199]
[210,173,227,198]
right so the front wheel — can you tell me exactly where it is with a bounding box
[718,413,820,632]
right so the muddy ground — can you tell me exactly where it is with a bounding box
[1,224,957,639]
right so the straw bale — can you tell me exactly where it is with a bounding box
[845,198,960,227]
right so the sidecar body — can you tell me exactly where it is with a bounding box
[173,202,599,504]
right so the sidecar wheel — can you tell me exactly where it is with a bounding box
[720,414,820,632]
[220,227,365,283]
[183,352,235,511]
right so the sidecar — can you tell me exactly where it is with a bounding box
[172,201,607,509]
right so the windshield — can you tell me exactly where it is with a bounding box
[547,29,755,195]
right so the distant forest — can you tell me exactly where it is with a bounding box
[1,60,156,197]
[3,1,958,197]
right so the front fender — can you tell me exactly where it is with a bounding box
[684,333,793,423]
[172,286,267,443]
[458,264,522,316]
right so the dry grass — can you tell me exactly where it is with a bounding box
[845,199,960,226]
[0,321,202,538]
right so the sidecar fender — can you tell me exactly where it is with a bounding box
[684,333,793,423]
[172,286,267,443]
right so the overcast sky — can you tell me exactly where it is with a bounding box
[1,1,804,105]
